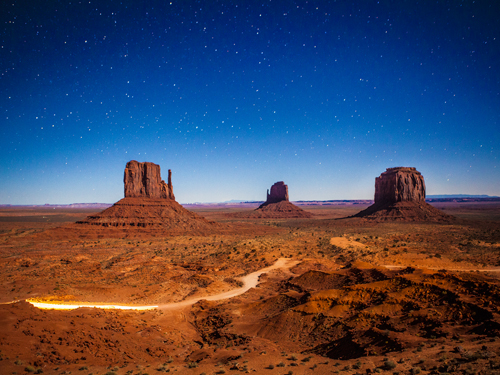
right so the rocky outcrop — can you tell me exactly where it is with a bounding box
[266,181,289,204]
[374,167,425,205]
[353,167,453,222]
[230,181,312,218]
[75,161,226,234]
[124,160,174,200]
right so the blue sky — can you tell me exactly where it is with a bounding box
[1,0,499,204]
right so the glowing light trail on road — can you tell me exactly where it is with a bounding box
[26,300,158,310]
[23,258,299,311]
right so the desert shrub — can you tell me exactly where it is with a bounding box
[79,366,88,371]
[223,277,243,287]
[229,362,239,370]
[289,354,298,361]
[462,351,481,361]
[156,364,168,372]
[353,360,362,369]
[267,364,274,369]
[490,360,500,369]
[463,365,476,375]
[187,361,198,368]
[410,367,421,374]
[277,362,285,367]
[24,366,36,373]
[15,360,23,365]
[384,360,397,370]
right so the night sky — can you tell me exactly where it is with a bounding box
[1,0,499,204]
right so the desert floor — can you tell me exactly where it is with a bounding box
[1,201,500,374]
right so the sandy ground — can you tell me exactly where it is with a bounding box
[0,201,500,374]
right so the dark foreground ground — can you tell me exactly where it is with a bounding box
[1,201,500,375]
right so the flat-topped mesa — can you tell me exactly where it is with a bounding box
[124,160,175,200]
[266,181,289,204]
[352,166,453,222]
[374,167,425,205]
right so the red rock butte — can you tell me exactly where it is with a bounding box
[374,167,425,205]
[124,160,175,200]
[266,181,289,204]
[250,181,312,218]
[353,167,453,222]
[74,161,222,234]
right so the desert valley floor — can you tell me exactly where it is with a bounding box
[1,201,500,375]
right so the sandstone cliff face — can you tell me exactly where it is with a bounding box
[123,160,175,200]
[354,167,452,222]
[266,181,289,204]
[374,167,425,205]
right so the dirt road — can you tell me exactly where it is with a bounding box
[26,257,299,311]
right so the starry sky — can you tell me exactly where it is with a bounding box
[1,0,499,204]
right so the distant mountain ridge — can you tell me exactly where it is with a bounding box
[0,203,113,208]
[427,194,498,198]
[1,195,499,207]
